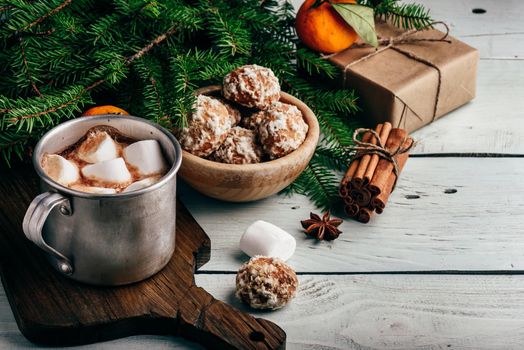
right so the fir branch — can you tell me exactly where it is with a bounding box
[314,145,352,172]
[18,37,42,97]
[207,7,252,56]
[0,5,15,12]
[281,76,356,148]
[299,160,341,211]
[0,129,31,166]
[296,48,338,79]
[18,0,72,33]
[87,13,122,46]
[126,25,178,65]
[314,90,359,114]
[382,2,432,29]
[132,57,167,123]
[0,0,365,210]
[2,82,99,127]
[4,24,179,125]
[170,53,200,94]
[359,0,432,29]
[316,112,355,148]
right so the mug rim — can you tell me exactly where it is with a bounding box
[33,114,182,199]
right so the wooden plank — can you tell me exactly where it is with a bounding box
[460,34,524,60]
[180,157,524,273]
[195,273,524,350]
[416,0,524,37]
[410,60,524,155]
[6,274,524,349]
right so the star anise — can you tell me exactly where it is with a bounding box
[300,211,343,241]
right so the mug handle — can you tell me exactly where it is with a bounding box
[22,191,74,275]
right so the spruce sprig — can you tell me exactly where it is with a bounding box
[0,0,361,210]
[359,0,432,29]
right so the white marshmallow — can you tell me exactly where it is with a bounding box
[239,220,296,261]
[123,140,167,177]
[81,157,132,184]
[42,154,80,186]
[70,185,117,194]
[76,131,119,164]
[122,176,161,193]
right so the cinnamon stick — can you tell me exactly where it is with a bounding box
[363,122,392,184]
[357,207,373,223]
[349,185,372,207]
[340,129,375,190]
[340,125,385,208]
[351,123,382,188]
[343,195,355,206]
[372,136,413,212]
[344,202,359,217]
[339,160,359,195]
[368,128,410,196]
[339,122,413,223]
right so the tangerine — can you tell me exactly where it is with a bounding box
[295,0,359,54]
[81,105,129,116]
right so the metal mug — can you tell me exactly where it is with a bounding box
[22,115,182,286]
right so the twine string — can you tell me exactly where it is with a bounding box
[342,21,451,69]
[353,21,451,49]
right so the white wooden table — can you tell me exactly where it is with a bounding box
[2,0,524,349]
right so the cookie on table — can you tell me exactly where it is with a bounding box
[212,127,263,164]
[223,64,280,110]
[178,95,232,157]
[257,101,309,159]
[235,256,298,310]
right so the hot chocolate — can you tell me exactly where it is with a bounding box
[41,125,168,194]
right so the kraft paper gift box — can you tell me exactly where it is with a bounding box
[328,21,479,133]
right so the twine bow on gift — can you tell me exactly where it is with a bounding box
[349,21,451,59]
[330,21,453,125]
[348,128,414,190]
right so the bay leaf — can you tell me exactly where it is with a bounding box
[331,3,378,47]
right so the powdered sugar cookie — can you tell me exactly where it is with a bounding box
[178,95,232,157]
[223,65,280,110]
[258,102,308,159]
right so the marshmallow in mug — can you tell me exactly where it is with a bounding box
[123,140,167,177]
[81,157,132,185]
[123,176,161,193]
[41,154,80,186]
[70,184,117,194]
[239,220,296,261]
[76,131,119,164]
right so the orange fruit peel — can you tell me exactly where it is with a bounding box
[295,0,359,54]
[81,105,129,117]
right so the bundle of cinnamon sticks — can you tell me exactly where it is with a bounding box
[340,122,414,223]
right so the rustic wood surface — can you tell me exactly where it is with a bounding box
[2,0,524,349]
[0,167,285,350]
[179,157,524,272]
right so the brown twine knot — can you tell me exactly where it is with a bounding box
[349,128,414,190]
[354,21,451,49]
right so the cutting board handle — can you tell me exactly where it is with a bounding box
[177,285,286,350]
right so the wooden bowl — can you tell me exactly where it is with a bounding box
[178,85,320,202]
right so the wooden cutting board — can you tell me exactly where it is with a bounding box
[0,165,286,350]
